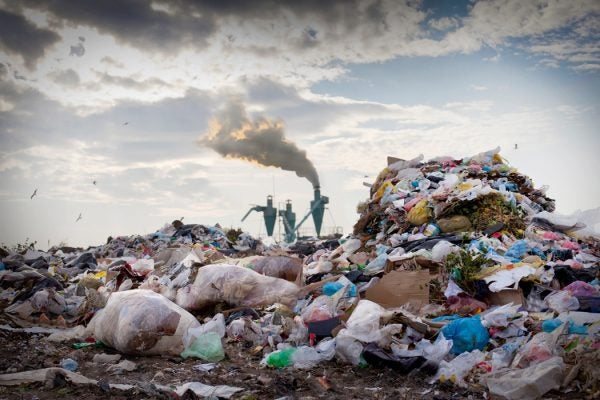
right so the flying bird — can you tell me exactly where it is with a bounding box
[123,122,129,125]
[92,180,97,185]
[30,189,37,199]
[76,213,82,222]
[514,144,518,150]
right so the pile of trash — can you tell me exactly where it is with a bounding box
[1,148,599,400]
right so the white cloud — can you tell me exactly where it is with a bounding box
[572,63,600,71]
[483,53,501,62]
[469,84,488,91]
[428,16,460,31]
[444,100,495,112]
[0,97,14,111]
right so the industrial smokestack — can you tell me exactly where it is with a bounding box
[201,100,320,188]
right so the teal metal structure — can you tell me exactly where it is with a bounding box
[241,195,277,237]
[242,188,329,242]
[279,200,296,242]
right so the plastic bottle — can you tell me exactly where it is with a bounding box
[60,358,78,372]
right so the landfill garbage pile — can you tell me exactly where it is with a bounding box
[1,148,599,400]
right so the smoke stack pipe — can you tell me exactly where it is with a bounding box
[311,186,328,238]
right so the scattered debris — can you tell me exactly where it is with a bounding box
[1,148,598,399]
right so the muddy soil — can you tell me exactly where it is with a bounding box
[0,326,582,400]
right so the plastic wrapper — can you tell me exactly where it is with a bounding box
[262,339,335,369]
[481,303,521,328]
[86,289,200,356]
[304,255,334,276]
[514,332,556,368]
[432,349,485,387]
[486,356,565,400]
[184,313,225,347]
[30,289,66,315]
[130,259,154,275]
[341,300,388,343]
[300,295,336,323]
[544,290,579,313]
[483,265,536,292]
[489,337,527,371]
[392,335,453,365]
[175,264,300,310]
[334,333,363,365]
[432,240,459,262]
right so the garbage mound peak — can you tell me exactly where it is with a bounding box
[354,147,555,239]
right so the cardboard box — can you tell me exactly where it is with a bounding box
[365,269,430,308]
[487,288,525,306]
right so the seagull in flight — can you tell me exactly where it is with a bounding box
[30,189,37,199]
[514,144,518,150]
[76,213,82,222]
[123,122,129,125]
[92,180,97,185]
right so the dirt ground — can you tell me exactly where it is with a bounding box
[0,323,583,400]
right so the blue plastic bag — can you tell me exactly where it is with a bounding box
[441,315,490,354]
[505,240,529,261]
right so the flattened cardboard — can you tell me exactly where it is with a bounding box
[487,288,525,306]
[365,269,430,309]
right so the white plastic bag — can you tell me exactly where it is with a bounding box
[544,290,579,313]
[432,349,485,387]
[86,289,200,356]
[486,356,565,400]
[176,264,300,310]
[432,240,458,263]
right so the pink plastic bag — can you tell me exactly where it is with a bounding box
[563,281,599,297]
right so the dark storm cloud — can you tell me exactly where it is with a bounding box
[49,69,80,86]
[0,9,61,69]
[24,0,216,52]
[20,0,392,54]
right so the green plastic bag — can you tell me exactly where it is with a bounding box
[180,332,225,362]
[265,348,297,368]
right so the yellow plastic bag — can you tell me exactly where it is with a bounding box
[373,181,393,202]
[407,199,431,225]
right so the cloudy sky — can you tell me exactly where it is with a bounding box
[0,0,599,248]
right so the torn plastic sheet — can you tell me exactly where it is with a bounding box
[172,381,243,398]
[0,367,243,398]
[483,265,536,292]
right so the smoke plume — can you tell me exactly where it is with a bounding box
[202,100,320,188]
